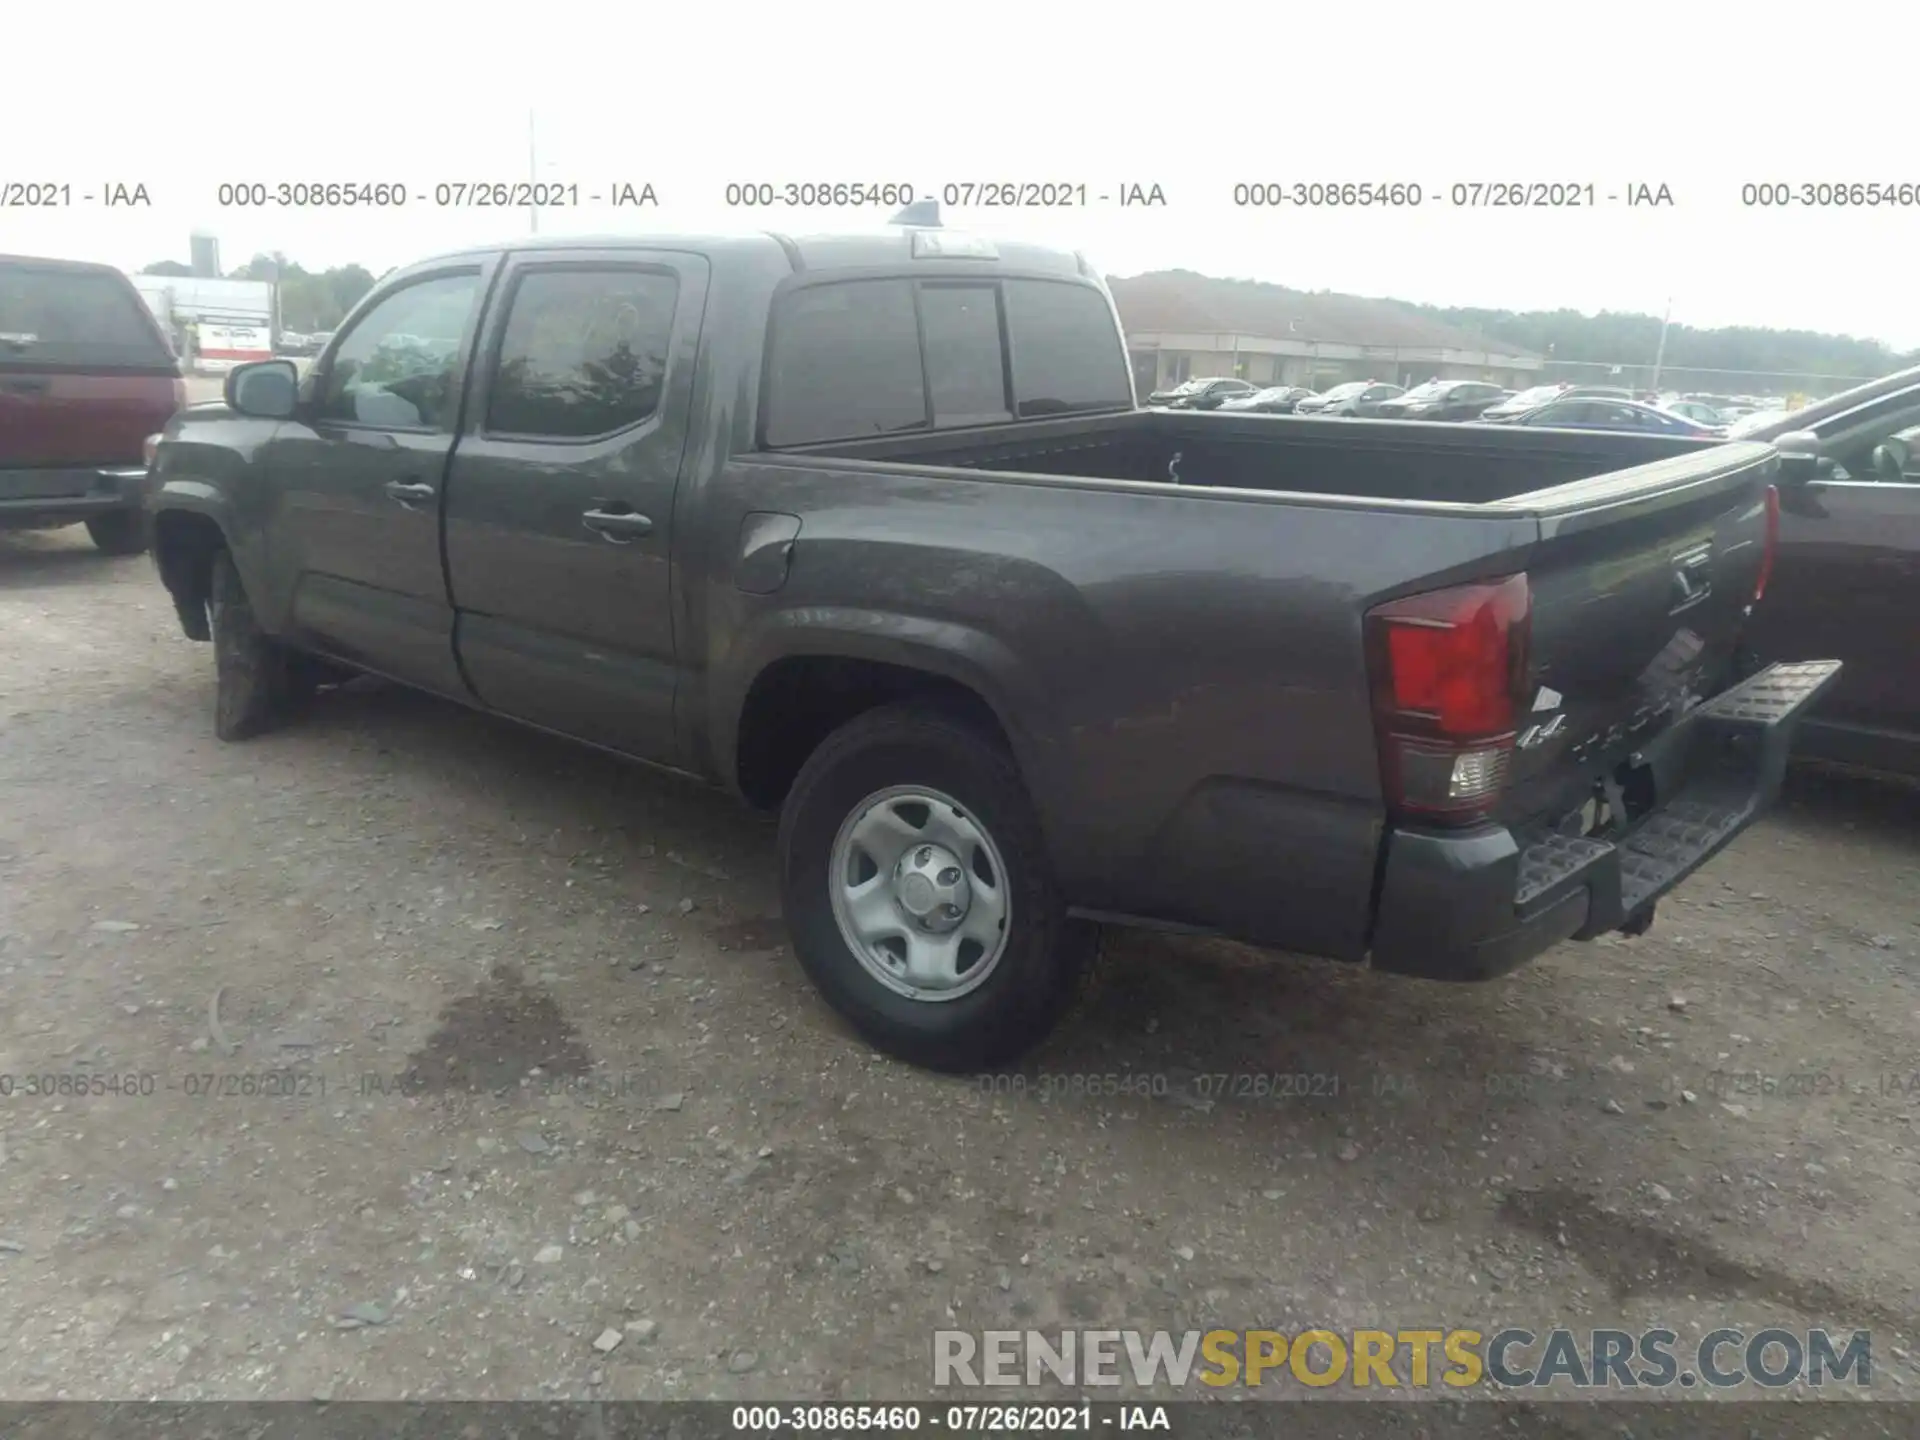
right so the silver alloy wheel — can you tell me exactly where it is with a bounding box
[827,784,1012,1002]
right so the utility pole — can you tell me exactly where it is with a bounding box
[1649,297,1673,394]
[527,110,540,235]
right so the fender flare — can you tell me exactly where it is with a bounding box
[710,606,1071,824]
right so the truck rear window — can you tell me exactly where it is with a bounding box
[762,275,1129,448]
[0,264,174,369]
[1001,279,1132,418]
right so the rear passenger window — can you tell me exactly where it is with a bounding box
[1002,280,1132,418]
[918,285,1010,428]
[487,268,679,439]
[764,280,926,447]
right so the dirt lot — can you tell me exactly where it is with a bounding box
[2,525,1918,1416]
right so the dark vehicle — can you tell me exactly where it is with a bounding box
[1737,372,1920,776]
[1217,385,1316,414]
[1478,384,1568,422]
[1,254,185,553]
[1374,380,1510,422]
[1496,398,1722,437]
[145,227,1837,1072]
[276,332,322,358]
[1295,380,1405,417]
[1147,376,1256,410]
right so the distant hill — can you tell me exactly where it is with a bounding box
[1390,302,1917,383]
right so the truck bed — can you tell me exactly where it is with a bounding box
[797,408,1717,507]
[723,404,1784,966]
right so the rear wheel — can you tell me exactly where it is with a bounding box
[778,704,1094,1072]
[209,550,310,741]
[84,510,146,555]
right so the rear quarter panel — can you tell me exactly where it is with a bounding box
[690,460,1538,959]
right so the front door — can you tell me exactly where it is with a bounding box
[264,263,494,696]
[441,249,708,765]
[1754,470,1920,748]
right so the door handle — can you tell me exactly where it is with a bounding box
[581,508,653,542]
[384,479,436,507]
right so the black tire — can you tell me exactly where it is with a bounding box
[84,510,147,556]
[209,550,309,741]
[778,704,1095,1073]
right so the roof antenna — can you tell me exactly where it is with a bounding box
[890,198,941,228]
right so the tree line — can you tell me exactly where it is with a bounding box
[141,254,378,334]
[1396,301,1918,382]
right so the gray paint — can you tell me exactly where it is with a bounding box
[146,230,1810,971]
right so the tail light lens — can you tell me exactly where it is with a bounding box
[1752,483,1779,603]
[1366,573,1531,824]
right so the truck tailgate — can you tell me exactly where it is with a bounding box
[1367,439,1840,978]
[1490,441,1781,828]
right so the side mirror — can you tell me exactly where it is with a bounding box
[1770,428,1822,486]
[225,359,299,420]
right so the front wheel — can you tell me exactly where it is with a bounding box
[778,704,1095,1073]
[209,550,311,741]
[84,510,147,555]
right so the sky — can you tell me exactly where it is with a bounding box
[7,1,1918,347]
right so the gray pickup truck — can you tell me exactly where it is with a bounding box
[145,226,1839,1071]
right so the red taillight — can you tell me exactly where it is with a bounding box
[1752,483,1779,603]
[1367,573,1531,822]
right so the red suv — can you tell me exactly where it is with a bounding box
[1,254,185,553]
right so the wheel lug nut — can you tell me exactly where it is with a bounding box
[938,867,962,885]
[916,846,933,866]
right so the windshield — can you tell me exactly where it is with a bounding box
[1504,386,1561,407]
[1398,382,1449,401]
[1320,382,1366,400]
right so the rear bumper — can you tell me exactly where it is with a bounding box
[1369,659,1844,981]
[0,466,147,528]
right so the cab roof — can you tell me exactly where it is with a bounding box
[417,230,1096,279]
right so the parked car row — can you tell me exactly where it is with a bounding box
[1147,377,1736,434]
[1481,396,1722,438]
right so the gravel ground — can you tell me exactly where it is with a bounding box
[2,525,1918,1415]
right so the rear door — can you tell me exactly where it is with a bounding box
[442,248,708,765]
[0,260,181,497]
[264,261,493,696]
[1356,384,1403,415]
